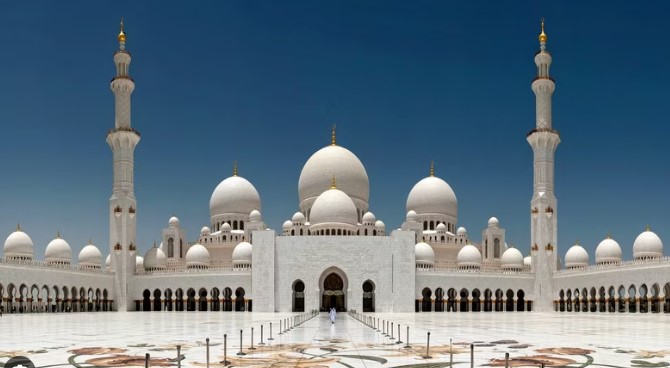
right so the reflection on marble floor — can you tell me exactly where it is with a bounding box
[1,311,669,367]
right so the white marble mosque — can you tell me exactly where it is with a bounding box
[1,19,669,322]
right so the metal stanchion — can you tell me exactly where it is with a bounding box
[403,326,411,349]
[396,324,402,344]
[206,338,210,368]
[268,322,274,341]
[177,345,182,368]
[505,352,509,368]
[145,353,150,368]
[470,343,474,368]
[259,325,265,345]
[450,338,453,366]
[423,332,432,359]
[221,334,230,366]
[237,329,246,356]
[390,322,395,340]
[249,327,256,350]
[279,320,283,335]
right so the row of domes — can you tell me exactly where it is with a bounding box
[3,228,104,268]
[565,228,663,268]
[143,241,252,271]
[415,242,525,270]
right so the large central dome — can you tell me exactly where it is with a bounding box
[406,176,457,218]
[210,175,261,219]
[298,143,369,217]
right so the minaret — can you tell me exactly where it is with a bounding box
[528,19,560,312]
[107,18,140,312]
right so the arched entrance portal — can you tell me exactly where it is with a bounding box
[362,280,375,312]
[321,272,346,312]
[292,280,305,312]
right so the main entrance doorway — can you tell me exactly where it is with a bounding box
[321,272,346,312]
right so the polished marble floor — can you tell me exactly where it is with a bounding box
[1,311,669,367]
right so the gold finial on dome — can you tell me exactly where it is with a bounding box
[117,17,126,43]
[331,124,337,146]
[56,230,60,239]
[331,176,337,189]
[233,161,238,176]
[153,240,157,248]
[429,160,435,177]
[538,18,547,43]
[646,224,651,231]
[575,239,579,245]
[88,238,93,244]
[606,232,611,239]
[16,222,20,231]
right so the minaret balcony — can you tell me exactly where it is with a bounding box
[526,127,559,137]
[107,127,141,137]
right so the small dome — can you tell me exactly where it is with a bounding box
[200,226,211,236]
[362,211,376,224]
[210,175,261,219]
[406,176,457,218]
[282,220,293,230]
[457,244,482,268]
[488,217,499,227]
[135,255,144,269]
[500,247,524,270]
[523,255,531,266]
[633,228,663,259]
[185,243,210,268]
[595,237,622,264]
[221,223,231,231]
[232,241,253,265]
[168,216,180,227]
[3,228,34,259]
[406,210,418,222]
[565,243,589,268]
[375,220,385,230]
[310,187,358,226]
[105,254,111,268]
[78,243,103,268]
[415,242,435,266]
[436,223,447,232]
[249,209,262,222]
[144,247,167,270]
[457,227,467,236]
[45,236,72,264]
[292,212,305,224]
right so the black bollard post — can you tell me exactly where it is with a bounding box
[237,329,246,356]
[259,325,265,345]
[470,343,474,368]
[382,320,385,335]
[403,326,411,349]
[279,319,283,335]
[450,338,453,366]
[249,327,256,350]
[268,322,274,341]
[177,345,182,368]
[423,332,432,359]
[505,352,509,368]
[206,338,210,368]
[391,322,395,340]
[221,334,230,366]
[145,353,150,368]
[396,324,403,344]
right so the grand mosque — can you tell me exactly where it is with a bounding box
[0,20,668,316]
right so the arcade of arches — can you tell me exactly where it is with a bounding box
[417,287,531,312]
[556,283,670,313]
[0,283,112,313]
[138,287,251,312]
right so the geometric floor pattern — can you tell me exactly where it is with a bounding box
[1,311,668,367]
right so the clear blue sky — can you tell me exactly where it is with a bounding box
[0,1,667,263]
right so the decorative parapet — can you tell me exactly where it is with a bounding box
[0,257,112,274]
[135,262,251,276]
[555,256,670,276]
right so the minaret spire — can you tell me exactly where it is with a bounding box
[528,17,560,312]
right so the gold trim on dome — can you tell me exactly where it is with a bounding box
[430,160,435,177]
[331,124,337,146]
[233,161,238,176]
[331,176,337,189]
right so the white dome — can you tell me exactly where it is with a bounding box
[105,254,111,267]
[375,220,385,230]
[283,220,293,230]
[292,212,305,224]
[501,247,524,269]
[144,247,167,270]
[523,255,531,266]
[135,255,144,269]
[78,243,102,268]
[436,223,447,232]
[633,229,663,259]
[45,236,72,263]
[210,175,261,219]
[200,226,211,236]
[249,209,262,222]
[309,188,358,227]
[299,144,369,211]
[457,227,467,236]
[406,176,457,218]
[488,217,499,227]
[185,243,210,268]
[221,223,231,231]
[565,243,589,268]
[362,211,376,224]
[168,216,180,227]
[406,210,418,222]
[595,237,622,264]
[232,241,253,265]
[415,242,435,266]
[457,244,482,268]
[3,229,34,259]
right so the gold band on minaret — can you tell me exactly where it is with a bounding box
[430,161,435,177]
[539,18,547,43]
[233,161,238,176]
[331,125,337,145]
[118,17,126,43]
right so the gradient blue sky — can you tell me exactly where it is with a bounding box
[0,1,668,263]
